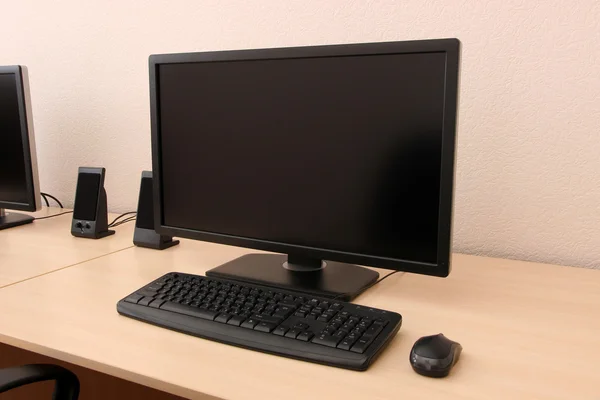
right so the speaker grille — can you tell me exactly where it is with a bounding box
[73,173,101,221]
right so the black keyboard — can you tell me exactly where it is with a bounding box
[117,272,402,370]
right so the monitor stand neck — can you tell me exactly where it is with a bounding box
[283,254,326,272]
[0,208,35,231]
[206,253,379,301]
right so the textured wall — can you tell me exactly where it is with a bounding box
[1,1,599,268]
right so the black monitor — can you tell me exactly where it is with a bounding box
[0,65,41,230]
[150,39,460,300]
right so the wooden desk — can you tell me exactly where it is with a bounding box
[0,207,135,288]
[0,238,598,399]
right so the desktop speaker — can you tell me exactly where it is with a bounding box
[133,171,179,250]
[71,167,115,239]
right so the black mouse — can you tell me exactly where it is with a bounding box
[409,333,462,377]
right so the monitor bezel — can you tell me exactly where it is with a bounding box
[149,38,460,277]
[0,65,41,212]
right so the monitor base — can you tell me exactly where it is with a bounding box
[206,254,380,301]
[0,211,35,231]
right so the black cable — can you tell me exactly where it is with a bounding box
[108,212,137,228]
[111,216,136,227]
[111,216,136,228]
[331,270,404,301]
[40,192,64,208]
[34,211,73,220]
[40,193,50,207]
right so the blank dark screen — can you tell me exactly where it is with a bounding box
[0,73,29,205]
[158,52,447,264]
[73,173,101,221]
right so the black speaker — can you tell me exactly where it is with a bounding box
[71,167,115,239]
[133,171,179,250]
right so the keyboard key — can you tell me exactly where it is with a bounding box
[340,323,354,332]
[215,313,232,323]
[254,322,277,333]
[345,332,358,341]
[273,307,294,318]
[324,326,336,335]
[149,299,165,309]
[362,325,383,339]
[293,322,309,330]
[285,328,302,339]
[227,315,245,327]
[160,302,218,320]
[337,336,358,351]
[138,297,154,306]
[358,320,371,329]
[330,302,343,310]
[318,313,333,322]
[250,314,282,325]
[137,289,158,297]
[352,327,366,336]
[330,322,342,330]
[241,318,259,329]
[273,326,289,336]
[350,338,371,354]
[373,318,388,327]
[294,311,307,318]
[124,294,144,304]
[312,334,342,348]
[297,331,314,342]
[333,330,347,339]
[306,313,318,320]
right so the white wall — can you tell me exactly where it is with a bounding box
[1,1,599,268]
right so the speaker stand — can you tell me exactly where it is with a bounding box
[133,227,179,250]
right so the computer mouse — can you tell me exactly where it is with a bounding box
[409,333,462,377]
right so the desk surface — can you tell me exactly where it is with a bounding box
[0,207,135,288]
[0,238,598,400]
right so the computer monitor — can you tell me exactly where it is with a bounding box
[0,65,41,230]
[150,39,460,300]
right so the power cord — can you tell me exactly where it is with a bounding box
[108,212,137,228]
[40,192,64,208]
[331,270,404,301]
[35,211,73,220]
[40,194,50,207]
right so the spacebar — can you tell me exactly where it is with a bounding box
[159,302,218,321]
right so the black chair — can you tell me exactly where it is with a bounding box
[0,364,79,399]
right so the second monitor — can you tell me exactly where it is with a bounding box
[0,65,41,230]
[150,39,460,299]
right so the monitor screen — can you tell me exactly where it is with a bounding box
[157,47,452,266]
[0,73,29,206]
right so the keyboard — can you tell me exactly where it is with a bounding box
[117,272,402,370]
